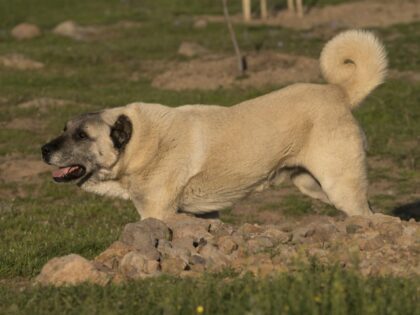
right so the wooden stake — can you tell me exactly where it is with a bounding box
[296,0,303,18]
[287,0,295,13]
[223,0,247,75]
[260,0,268,20]
[242,0,251,21]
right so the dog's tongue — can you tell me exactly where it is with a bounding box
[52,166,78,178]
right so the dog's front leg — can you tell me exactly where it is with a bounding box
[132,193,178,220]
[129,173,185,220]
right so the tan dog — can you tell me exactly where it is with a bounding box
[41,30,387,220]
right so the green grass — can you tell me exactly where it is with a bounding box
[0,179,136,278]
[0,0,419,313]
[1,266,418,315]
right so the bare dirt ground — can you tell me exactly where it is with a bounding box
[16,97,89,113]
[150,52,321,90]
[0,156,52,198]
[0,157,52,183]
[198,0,420,31]
[148,51,419,91]
[0,117,42,131]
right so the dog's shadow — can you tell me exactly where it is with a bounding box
[392,201,420,221]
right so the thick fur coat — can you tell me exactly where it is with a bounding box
[42,30,388,219]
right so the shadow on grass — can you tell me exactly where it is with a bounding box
[392,201,420,221]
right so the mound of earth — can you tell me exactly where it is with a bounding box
[149,50,420,91]
[198,0,420,31]
[151,52,321,90]
[36,213,419,286]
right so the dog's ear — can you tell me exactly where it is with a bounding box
[110,115,132,151]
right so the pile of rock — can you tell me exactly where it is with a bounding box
[35,213,419,286]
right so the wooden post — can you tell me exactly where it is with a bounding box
[242,0,251,21]
[296,0,303,18]
[287,0,295,13]
[224,0,247,75]
[260,0,268,20]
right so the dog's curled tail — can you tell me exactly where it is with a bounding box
[320,30,388,110]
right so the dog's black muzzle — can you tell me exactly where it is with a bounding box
[41,136,64,163]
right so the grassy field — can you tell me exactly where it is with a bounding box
[2,267,419,315]
[0,0,419,314]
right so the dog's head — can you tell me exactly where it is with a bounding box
[41,112,132,185]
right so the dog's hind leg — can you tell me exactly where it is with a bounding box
[291,170,331,204]
[303,135,372,216]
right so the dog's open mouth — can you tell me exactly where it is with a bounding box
[52,165,86,182]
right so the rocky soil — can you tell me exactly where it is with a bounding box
[36,213,419,286]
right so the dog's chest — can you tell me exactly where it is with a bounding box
[82,180,130,200]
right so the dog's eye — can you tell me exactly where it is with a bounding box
[76,130,88,140]
[63,125,67,132]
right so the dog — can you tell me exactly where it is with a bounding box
[41,30,387,220]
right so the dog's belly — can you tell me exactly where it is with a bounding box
[179,173,267,214]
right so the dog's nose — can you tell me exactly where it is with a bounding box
[41,144,51,161]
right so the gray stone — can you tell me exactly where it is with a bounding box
[94,241,134,269]
[120,218,171,260]
[198,244,230,271]
[189,254,206,265]
[261,227,291,243]
[119,251,160,279]
[165,214,212,241]
[171,236,196,252]
[217,235,238,255]
[161,257,188,275]
[157,239,190,263]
